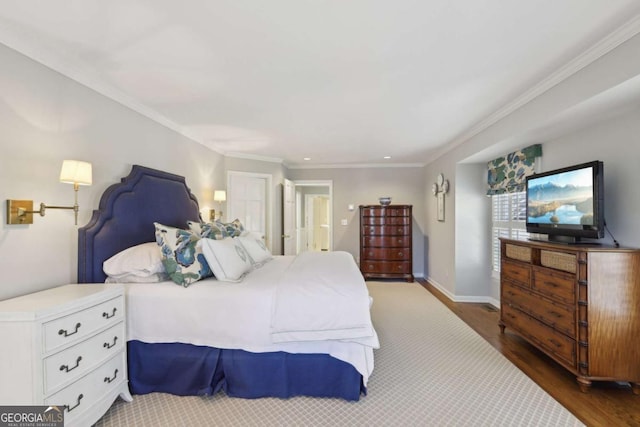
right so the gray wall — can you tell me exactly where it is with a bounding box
[424,32,640,304]
[2,30,639,304]
[288,167,427,277]
[0,44,228,300]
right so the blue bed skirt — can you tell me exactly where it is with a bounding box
[127,341,365,401]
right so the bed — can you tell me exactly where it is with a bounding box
[78,165,378,401]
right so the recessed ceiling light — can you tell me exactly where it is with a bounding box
[303,157,311,161]
[383,156,392,159]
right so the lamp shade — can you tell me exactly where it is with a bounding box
[60,160,92,186]
[213,190,227,202]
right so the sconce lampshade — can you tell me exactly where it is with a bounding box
[213,190,227,202]
[60,160,92,186]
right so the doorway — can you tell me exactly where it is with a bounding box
[283,180,332,255]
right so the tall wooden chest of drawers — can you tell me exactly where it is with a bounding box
[499,238,640,393]
[360,205,413,282]
[0,284,132,426]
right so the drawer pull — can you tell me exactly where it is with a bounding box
[543,281,558,288]
[548,338,563,349]
[104,368,119,384]
[547,310,563,318]
[60,356,82,373]
[103,308,117,319]
[103,336,118,349]
[58,322,81,337]
[368,265,374,270]
[65,394,84,413]
[398,252,404,257]
[397,239,404,244]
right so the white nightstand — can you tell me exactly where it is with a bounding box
[0,284,132,427]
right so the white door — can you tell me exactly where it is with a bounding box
[283,179,297,255]
[227,171,272,250]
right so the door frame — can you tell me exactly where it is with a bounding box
[293,180,333,252]
[226,170,273,252]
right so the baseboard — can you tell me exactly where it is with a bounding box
[426,277,500,309]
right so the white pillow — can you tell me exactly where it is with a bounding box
[199,237,253,282]
[105,272,169,284]
[237,233,273,267]
[103,242,164,278]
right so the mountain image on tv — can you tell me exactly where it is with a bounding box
[527,169,594,226]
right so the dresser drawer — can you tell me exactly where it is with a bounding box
[502,305,575,367]
[502,282,575,338]
[43,296,124,353]
[361,225,410,236]
[532,267,575,304]
[361,261,411,274]
[46,352,126,421]
[44,322,125,395]
[362,236,410,248]
[501,260,531,287]
[361,207,410,217]
[360,216,411,226]
[362,248,410,261]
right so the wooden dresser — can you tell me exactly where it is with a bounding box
[0,284,132,426]
[359,205,413,282]
[499,238,640,393]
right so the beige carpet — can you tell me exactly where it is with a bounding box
[96,281,583,426]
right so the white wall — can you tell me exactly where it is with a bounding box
[0,44,226,300]
[424,32,640,302]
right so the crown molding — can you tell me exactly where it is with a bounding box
[286,162,425,169]
[224,152,284,164]
[430,13,640,163]
[0,26,212,150]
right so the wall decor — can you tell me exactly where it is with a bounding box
[432,173,450,221]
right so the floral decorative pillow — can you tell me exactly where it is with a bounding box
[154,222,212,287]
[223,219,245,237]
[187,219,245,239]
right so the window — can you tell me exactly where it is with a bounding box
[491,192,529,272]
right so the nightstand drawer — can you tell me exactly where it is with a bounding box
[44,322,125,395]
[43,296,124,353]
[46,352,126,421]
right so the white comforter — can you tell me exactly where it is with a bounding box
[271,251,378,347]
[111,253,379,385]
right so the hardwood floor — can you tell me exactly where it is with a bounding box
[418,279,640,427]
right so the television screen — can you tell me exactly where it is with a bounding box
[525,161,603,242]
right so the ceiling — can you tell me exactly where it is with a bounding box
[1,1,639,167]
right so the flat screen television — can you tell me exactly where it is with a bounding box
[525,160,604,244]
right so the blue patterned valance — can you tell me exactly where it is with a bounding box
[487,144,542,195]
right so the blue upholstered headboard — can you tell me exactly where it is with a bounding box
[78,165,201,283]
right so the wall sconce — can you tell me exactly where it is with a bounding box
[6,160,92,226]
[432,173,450,222]
[209,190,227,221]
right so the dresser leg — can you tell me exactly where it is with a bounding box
[631,383,640,395]
[498,322,505,334]
[577,377,592,393]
